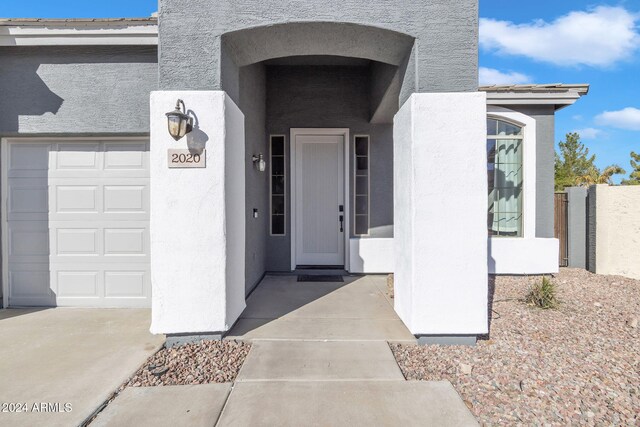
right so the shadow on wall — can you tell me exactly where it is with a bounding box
[0,62,64,132]
[482,241,497,340]
[186,109,209,153]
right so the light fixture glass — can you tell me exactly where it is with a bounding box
[252,154,266,172]
[165,99,193,141]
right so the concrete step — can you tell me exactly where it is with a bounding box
[236,341,404,381]
[217,380,479,427]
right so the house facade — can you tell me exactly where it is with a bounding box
[0,0,586,344]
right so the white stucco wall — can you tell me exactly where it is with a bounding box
[349,238,394,273]
[590,185,640,280]
[393,92,488,336]
[149,91,246,335]
[489,238,559,274]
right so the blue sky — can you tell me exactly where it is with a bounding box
[479,1,640,183]
[4,1,640,182]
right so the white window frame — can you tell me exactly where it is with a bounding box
[487,106,537,239]
[269,134,287,236]
[353,135,371,237]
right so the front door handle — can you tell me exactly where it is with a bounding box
[339,215,344,232]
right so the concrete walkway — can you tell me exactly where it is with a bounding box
[0,308,163,427]
[93,275,478,426]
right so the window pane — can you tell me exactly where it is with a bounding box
[272,195,285,215]
[271,136,284,155]
[356,156,368,172]
[356,176,368,195]
[355,215,369,235]
[487,119,523,237]
[486,139,496,163]
[355,137,368,156]
[487,119,498,135]
[272,215,284,235]
[272,156,285,176]
[496,139,522,164]
[497,120,522,136]
[356,195,368,215]
[272,176,285,195]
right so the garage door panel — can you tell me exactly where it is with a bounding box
[55,228,100,256]
[104,184,147,213]
[8,225,50,267]
[7,140,150,308]
[55,143,101,170]
[104,142,149,170]
[8,264,54,306]
[8,143,51,178]
[56,271,100,298]
[105,270,146,298]
[54,185,99,213]
[7,178,49,221]
[104,228,146,255]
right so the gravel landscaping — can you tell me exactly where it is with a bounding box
[126,340,251,387]
[390,268,640,426]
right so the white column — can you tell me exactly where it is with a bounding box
[393,93,488,338]
[149,91,246,335]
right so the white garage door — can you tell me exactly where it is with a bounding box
[4,139,150,307]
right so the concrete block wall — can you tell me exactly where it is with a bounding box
[587,185,640,279]
[566,187,587,269]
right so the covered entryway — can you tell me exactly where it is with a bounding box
[2,139,150,308]
[292,129,347,268]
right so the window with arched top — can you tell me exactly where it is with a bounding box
[487,118,523,237]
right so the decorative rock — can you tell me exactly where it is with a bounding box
[126,340,251,387]
[459,363,473,375]
[389,268,640,426]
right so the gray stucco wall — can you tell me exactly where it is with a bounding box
[500,105,556,238]
[158,0,479,100]
[566,186,587,268]
[239,63,268,294]
[265,65,394,271]
[0,46,157,135]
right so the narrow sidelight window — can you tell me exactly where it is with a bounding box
[270,135,286,236]
[487,118,523,237]
[354,136,370,236]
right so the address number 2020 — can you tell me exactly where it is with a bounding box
[167,149,206,168]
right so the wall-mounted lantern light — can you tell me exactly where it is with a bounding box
[165,99,193,141]
[252,154,266,172]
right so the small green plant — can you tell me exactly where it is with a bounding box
[525,277,559,309]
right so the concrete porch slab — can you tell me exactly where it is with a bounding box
[227,317,414,342]
[217,380,479,426]
[91,384,232,427]
[236,341,404,381]
[227,275,415,342]
[0,308,163,427]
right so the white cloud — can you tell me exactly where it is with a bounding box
[479,67,531,85]
[480,6,640,67]
[573,128,604,139]
[596,107,640,130]
[572,115,584,121]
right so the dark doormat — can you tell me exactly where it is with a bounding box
[297,275,344,282]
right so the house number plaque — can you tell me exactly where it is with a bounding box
[167,149,206,168]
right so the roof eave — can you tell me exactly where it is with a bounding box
[0,19,158,46]
[481,84,590,111]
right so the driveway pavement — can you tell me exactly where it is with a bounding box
[0,308,163,427]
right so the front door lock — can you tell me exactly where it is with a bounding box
[339,215,344,232]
